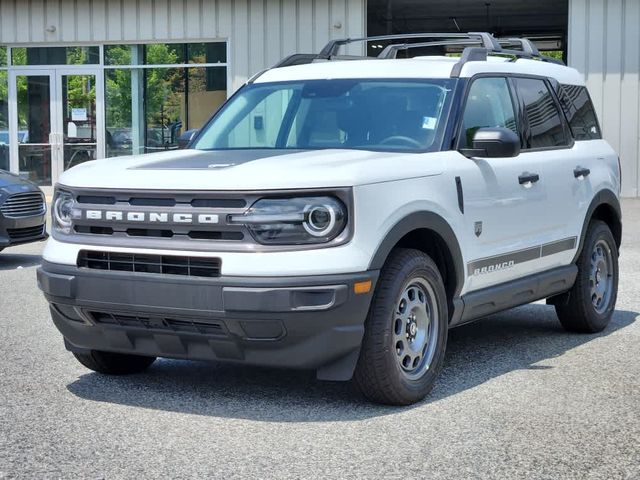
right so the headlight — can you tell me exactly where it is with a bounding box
[231,196,347,245]
[52,190,78,234]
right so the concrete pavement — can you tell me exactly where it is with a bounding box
[0,201,638,479]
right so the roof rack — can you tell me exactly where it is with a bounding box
[269,32,565,75]
[497,37,565,65]
[319,32,501,58]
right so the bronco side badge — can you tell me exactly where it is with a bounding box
[474,221,483,237]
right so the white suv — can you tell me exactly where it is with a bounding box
[38,33,622,405]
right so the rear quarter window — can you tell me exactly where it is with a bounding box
[556,84,602,140]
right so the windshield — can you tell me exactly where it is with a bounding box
[193,78,456,153]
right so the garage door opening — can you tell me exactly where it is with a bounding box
[367,0,568,62]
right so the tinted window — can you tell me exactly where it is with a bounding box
[514,78,568,149]
[556,84,601,140]
[460,77,518,148]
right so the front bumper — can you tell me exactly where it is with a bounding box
[37,261,378,381]
[0,214,47,247]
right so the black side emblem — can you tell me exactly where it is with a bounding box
[474,221,483,237]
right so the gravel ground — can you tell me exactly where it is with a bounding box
[0,201,638,479]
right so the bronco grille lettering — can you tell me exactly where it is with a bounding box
[84,210,219,225]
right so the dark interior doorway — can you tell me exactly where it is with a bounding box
[367,0,568,60]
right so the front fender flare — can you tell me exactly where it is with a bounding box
[368,211,465,304]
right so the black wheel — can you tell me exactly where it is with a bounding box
[354,248,448,405]
[555,220,619,333]
[73,350,156,375]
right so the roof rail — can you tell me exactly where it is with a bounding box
[266,32,565,76]
[318,32,501,58]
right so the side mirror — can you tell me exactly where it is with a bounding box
[178,128,199,149]
[460,127,521,158]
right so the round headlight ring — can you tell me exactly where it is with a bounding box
[54,193,74,229]
[303,204,337,237]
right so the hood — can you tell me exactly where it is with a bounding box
[0,169,39,190]
[58,148,446,191]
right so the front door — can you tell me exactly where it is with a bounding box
[454,76,558,293]
[8,67,103,192]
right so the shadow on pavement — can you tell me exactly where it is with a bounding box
[0,253,42,271]
[66,304,637,421]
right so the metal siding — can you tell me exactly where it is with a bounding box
[569,0,640,197]
[0,0,365,104]
[91,0,108,41]
[169,0,186,39]
[138,0,154,40]
[30,0,46,43]
[0,0,16,43]
[121,1,139,43]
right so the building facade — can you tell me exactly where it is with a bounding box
[0,0,638,197]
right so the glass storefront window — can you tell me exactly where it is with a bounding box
[11,46,99,66]
[0,41,228,172]
[16,75,53,185]
[0,69,8,171]
[104,42,226,66]
[105,65,227,157]
[187,43,226,64]
[104,44,142,66]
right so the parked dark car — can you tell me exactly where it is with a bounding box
[0,169,47,252]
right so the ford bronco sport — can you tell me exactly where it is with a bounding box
[37,33,622,405]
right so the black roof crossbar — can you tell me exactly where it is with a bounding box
[497,37,565,65]
[378,39,483,59]
[318,32,501,58]
[498,38,541,56]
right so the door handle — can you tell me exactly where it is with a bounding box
[518,172,540,186]
[574,166,591,178]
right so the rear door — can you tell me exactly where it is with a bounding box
[508,76,580,274]
[553,82,619,243]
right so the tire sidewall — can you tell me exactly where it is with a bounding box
[578,221,619,329]
[369,251,448,400]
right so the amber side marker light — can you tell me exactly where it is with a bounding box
[354,280,372,294]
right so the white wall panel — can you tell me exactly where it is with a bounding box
[0,0,365,91]
[569,0,640,197]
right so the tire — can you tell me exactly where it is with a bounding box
[555,220,619,333]
[354,248,448,405]
[73,350,156,375]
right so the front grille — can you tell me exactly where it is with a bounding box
[1,192,45,218]
[7,224,45,240]
[70,191,250,245]
[78,250,221,278]
[89,311,227,336]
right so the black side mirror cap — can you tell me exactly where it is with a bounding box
[178,129,199,149]
[459,127,521,158]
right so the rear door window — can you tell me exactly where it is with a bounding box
[513,78,569,149]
